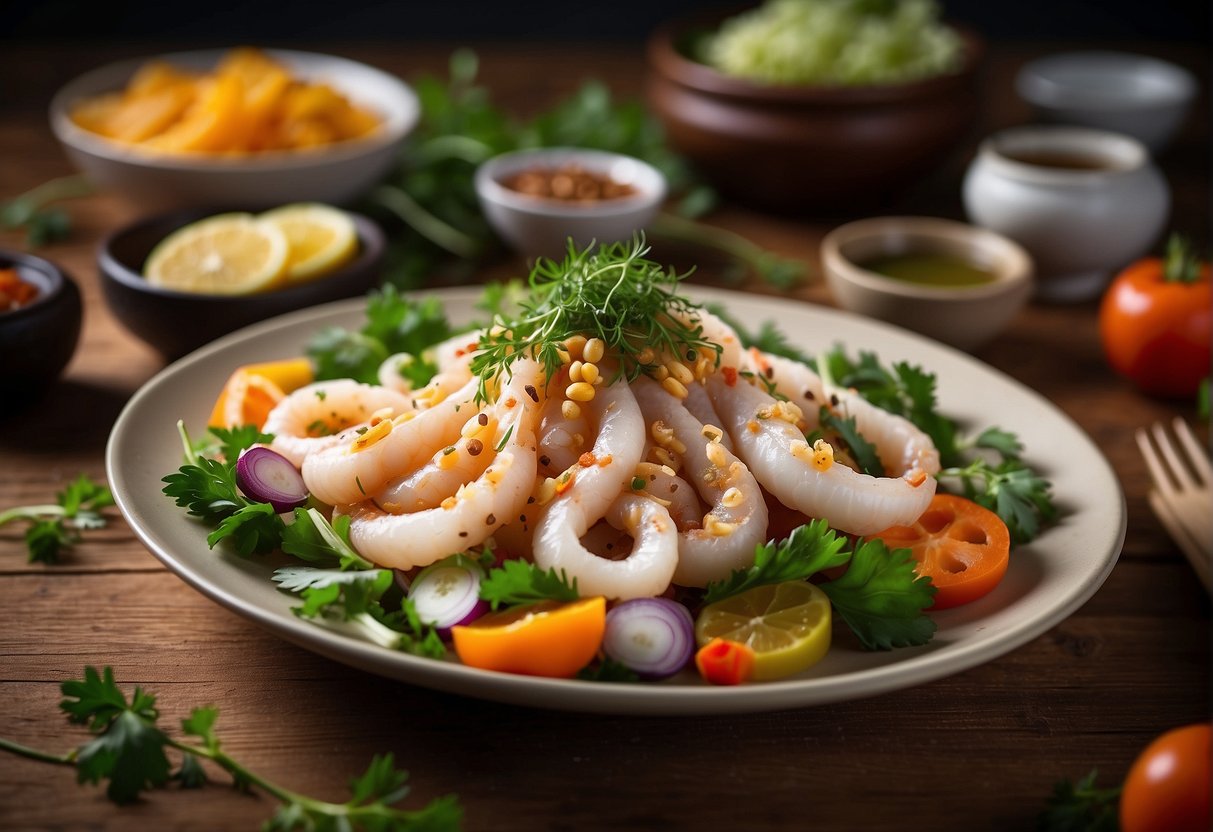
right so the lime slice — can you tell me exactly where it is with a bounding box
[259,203,357,282]
[695,581,831,681]
[145,213,289,295]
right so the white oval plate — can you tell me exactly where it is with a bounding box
[106,286,1124,715]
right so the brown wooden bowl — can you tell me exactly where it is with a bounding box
[645,10,985,212]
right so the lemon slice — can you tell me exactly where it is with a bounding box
[695,581,832,681]
[259,203,358,282]
[145,213,289,295]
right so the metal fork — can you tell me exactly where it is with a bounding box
[1135,418,1212,592]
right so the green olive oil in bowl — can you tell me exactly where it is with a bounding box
[859,251,997,288]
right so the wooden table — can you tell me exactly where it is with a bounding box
[2,42,1208,831]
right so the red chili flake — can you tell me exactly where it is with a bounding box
[578,452,597,467]
[722,367,738,387]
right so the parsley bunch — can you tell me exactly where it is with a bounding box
[0,474,114,563]
[0,667,460,830]
[703,520,938,650]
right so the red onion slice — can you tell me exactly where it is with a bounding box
[602,598,695,679]
[235,447,309,513]
[409,558,488,637]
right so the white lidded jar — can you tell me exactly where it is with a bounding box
[963,126,1169,302]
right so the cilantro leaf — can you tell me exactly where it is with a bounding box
[280,508,374,569]
[181,706,219,753]
[308,286,454,385]
[206,425,274,463]
[939,459,1057,544]
[173,754,208,789]
[818,407,885,477]
[25,519,73,564]
[206,502,285,555]
[702,519,850,604]
[1037,769,1120,832]
[819,539,937,650]
[1,474,114,563]
[479,560,580,609]
[973,426,1023,459]
[59,666,170,804]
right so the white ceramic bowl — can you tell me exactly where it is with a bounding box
[963,125,1169,302]
[474,148,667,259]
[50,49,420,210]
[821,217,1034,351]
[1016,51,1197,152]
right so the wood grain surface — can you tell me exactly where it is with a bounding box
[1,41,1208,832]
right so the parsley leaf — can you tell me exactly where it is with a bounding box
[1037,769,1120,832]
[818,407,885,477]
[479,560,580,609]
[704,303,812,364]
[0,474,114,564]
[280,508,374,570]
[206,425,275,463]
[308,285,454,385]
[162,456,285,555]
[819,539,937,650]
[59,666,170,804]
[939,458,1057,544]
[702,519,849,604]
[206,502,285,555]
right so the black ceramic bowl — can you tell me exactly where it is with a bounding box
[0,249,83,406]
[98,208,386,359]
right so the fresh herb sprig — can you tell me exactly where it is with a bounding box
[0,666,461,830]
[1037,769,1121,832]
[818,347,1057,542]
[0,474,114,563]
[703,521,937,651]
[470,235,720,401]
[0,174,93,246]
[479,559,580,610]
[308,285,456,386]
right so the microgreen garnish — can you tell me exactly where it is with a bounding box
[469,235,721,402]
[702,520,937,651]
[0,666,461,829]
[0,474,114,564]
[478,560,580,610]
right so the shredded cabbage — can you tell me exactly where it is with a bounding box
[700,0,963,87]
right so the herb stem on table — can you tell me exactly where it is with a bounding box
[0,173,93,246]
[0,667,461,831]
[650,212,807,289]
[0,474,114,563]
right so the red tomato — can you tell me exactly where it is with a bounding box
[868,494,1011,610]
[1099,235,1211,398]
[695,638,754,685]
[1121,723,1211,832]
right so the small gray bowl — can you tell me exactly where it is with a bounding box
[1016,51,1197,152]
[0,249,82,409]
[475,147,667,259]
[821,217,1034,352]
[98,208,385,359]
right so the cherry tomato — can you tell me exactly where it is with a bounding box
[1121,723,1211,832]
[868,494,1010,609]
[1099,235,1211,398]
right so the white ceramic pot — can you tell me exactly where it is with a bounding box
[963,126,1169,302]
